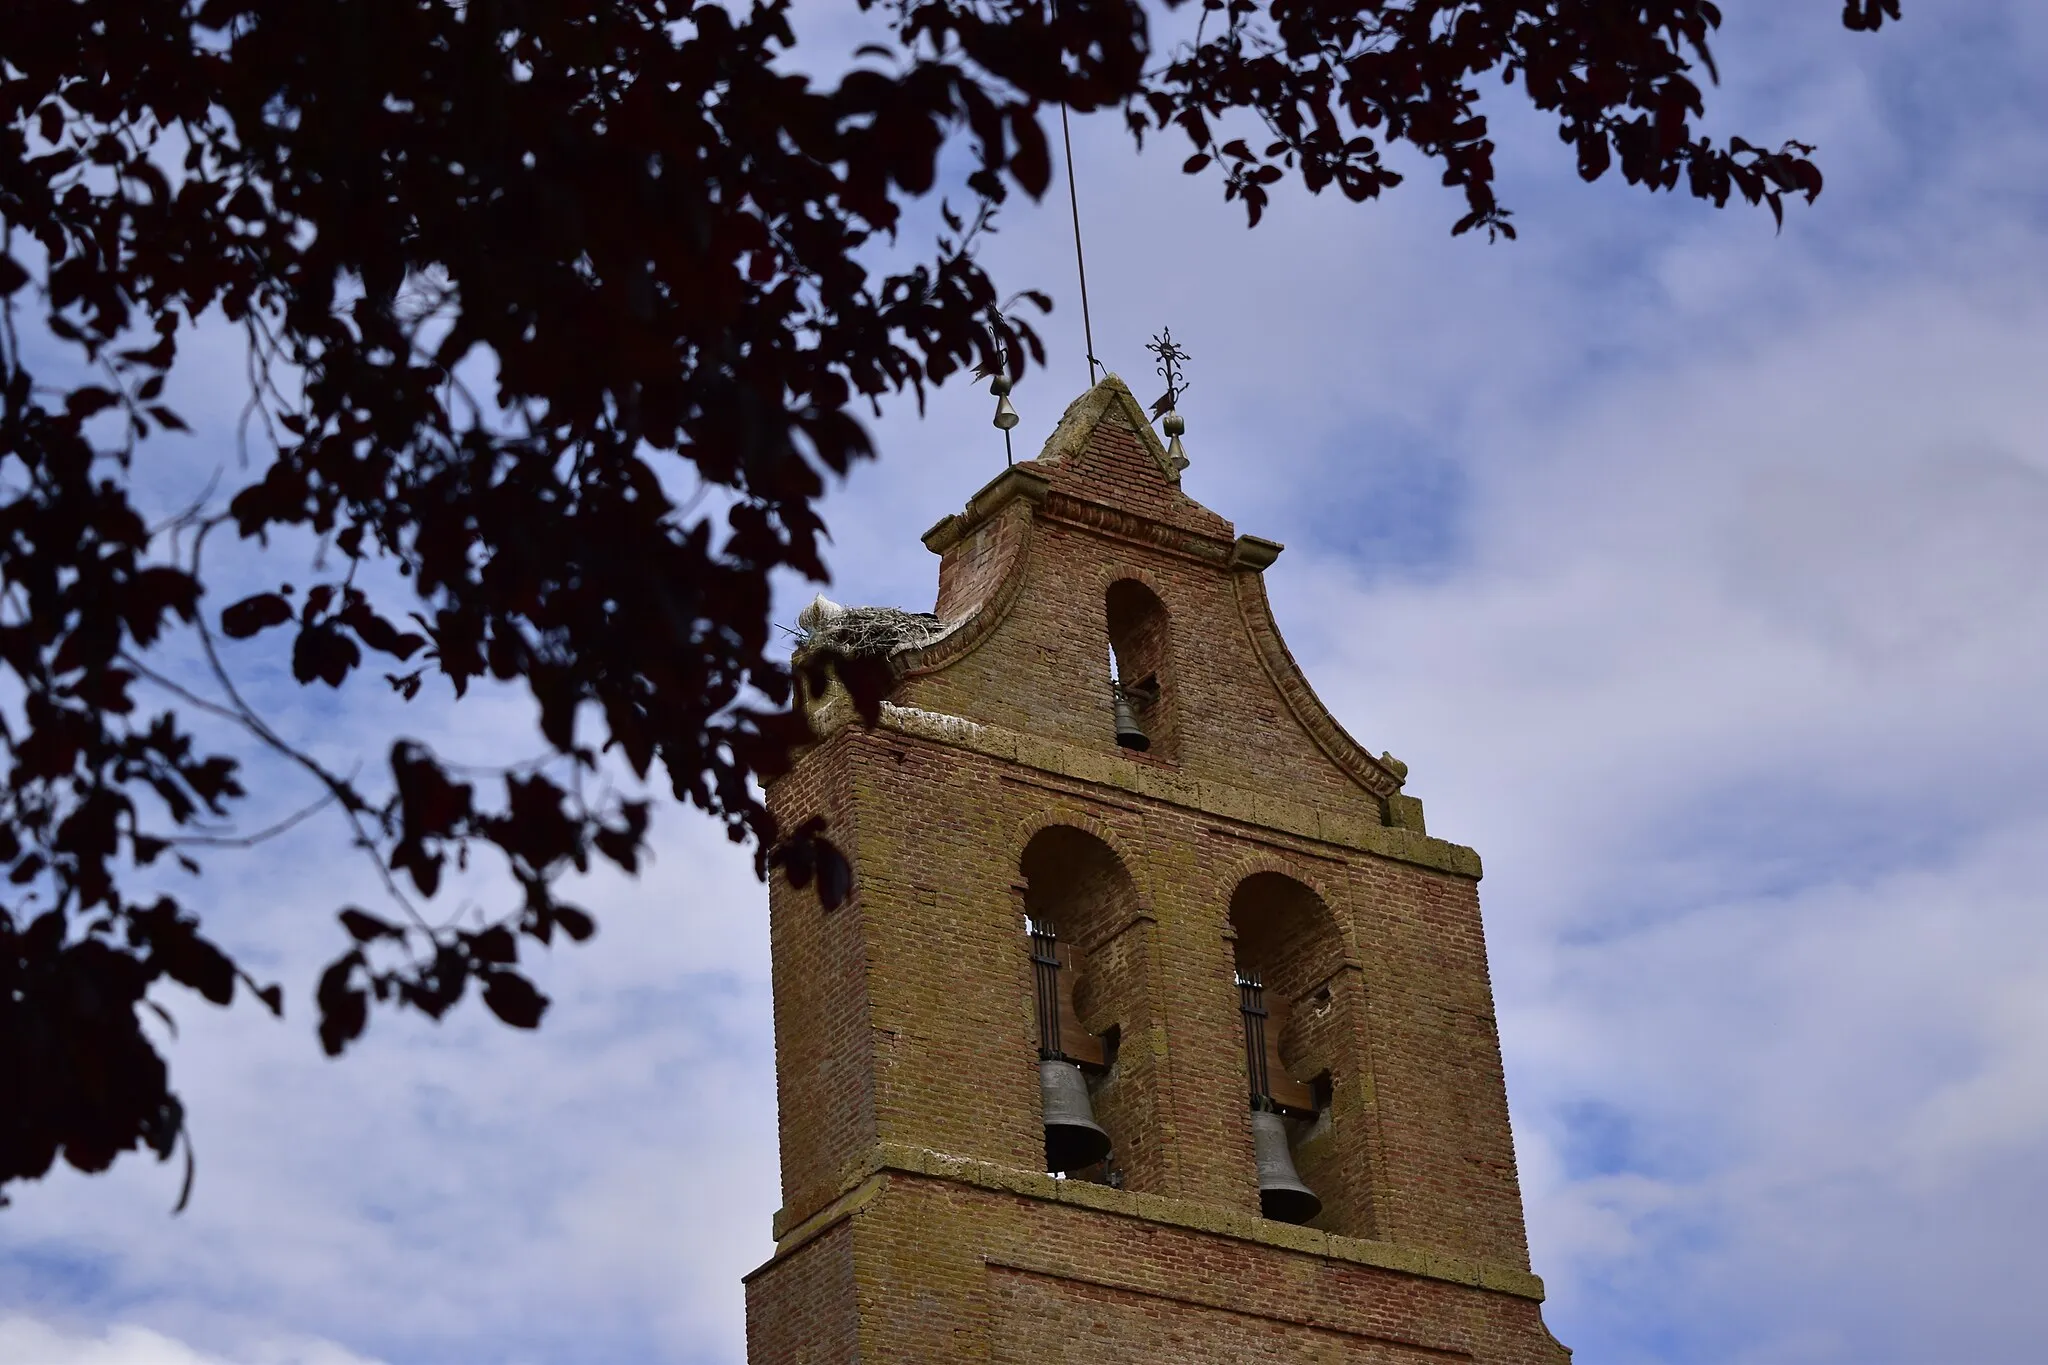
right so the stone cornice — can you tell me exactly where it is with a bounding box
[755,1142,1546,1303]
[1036,489,1237,564]
[920,463,1050,554]
[922,465,1236,571]
[1230,533,1285,570]
[872,703,1479,879]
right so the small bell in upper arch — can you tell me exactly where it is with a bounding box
[1112,684,1150,752]
[991,372,1020,431]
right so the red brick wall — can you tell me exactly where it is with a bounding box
[752,1175,1569,1364]
[744,1220,861,1365]
[769,732,1533,1263]
[905,410,1387,819]
[751,377,1562,1361]
[764,730,878,1225]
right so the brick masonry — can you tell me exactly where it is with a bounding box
[746,377,1570,1362]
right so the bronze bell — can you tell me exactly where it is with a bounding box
[991,373,1020,431]
[1112,686,1150,752]
[1040,1059,1113,1172]
[1250,1109,1321,1224]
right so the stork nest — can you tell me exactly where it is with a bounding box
[795,605,949,661]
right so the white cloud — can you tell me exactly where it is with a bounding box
[0,1317,384,1365]
[2,780,775,1363]
[1246,29,2048,1354]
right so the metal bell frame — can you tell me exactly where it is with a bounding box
[1238,970,1323,1225]
[1031,919,1113,1174]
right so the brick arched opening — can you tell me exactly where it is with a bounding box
[1105,577,1177,759]
[1228,871,1377,1238]
[1020,825,1165,1192]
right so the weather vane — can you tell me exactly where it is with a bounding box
[1145,327,1191,475]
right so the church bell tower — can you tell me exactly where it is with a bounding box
[745,376,1570,1363]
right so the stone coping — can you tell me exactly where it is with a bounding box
[872,702,1481,880]
[755,1142,1545,1303]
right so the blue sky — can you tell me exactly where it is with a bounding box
[7,4,2048,1363]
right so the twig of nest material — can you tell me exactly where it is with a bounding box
[793,595,949,660]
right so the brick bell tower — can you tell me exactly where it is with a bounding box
[746,375,1569,1363]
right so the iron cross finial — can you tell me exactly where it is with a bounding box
[1145,327,1191,419]
[1144,327,1192,477]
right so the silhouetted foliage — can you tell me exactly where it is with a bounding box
[0,0,1900,1205]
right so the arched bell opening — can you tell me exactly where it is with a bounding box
[1105,578,1176,759]
[1020,826,1160,1191]
[1229,872,1374,1236]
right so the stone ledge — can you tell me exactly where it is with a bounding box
[1229,534,1284,570]
[758,1142,1545,1302]
[878,703,1482,880]
[922,464,1051,554]
[752,1174,888,1283]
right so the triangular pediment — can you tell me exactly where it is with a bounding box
[890,374,1408,809]
[1037,373,1181,482]
[1026,375,1234,541]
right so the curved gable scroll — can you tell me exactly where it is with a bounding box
[895,469,1043,679]
[789,470,1040,738]
[1232,563,1407,801]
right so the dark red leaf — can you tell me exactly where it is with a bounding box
[481,971,548,1029]
[318,989,368,1056]
[339,908,405,942]
[1009,108,1050,196]
[291,624,361,687]
[219,593,293,639]
[340,599,425,660]
[157,926,235,1006]
[66,387,119,420]
[316,952,368,1056]
[469,925,518,964]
